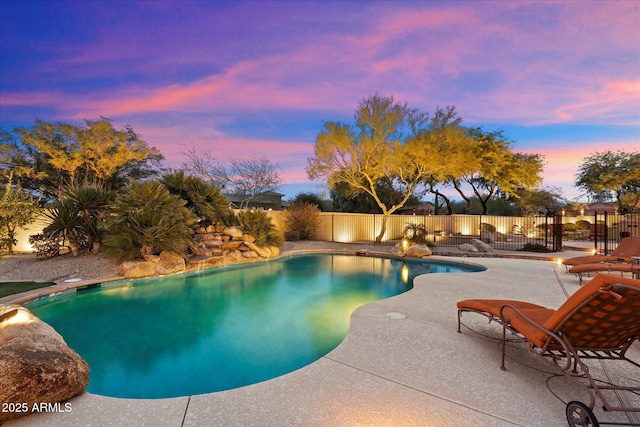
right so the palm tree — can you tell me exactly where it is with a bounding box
[102,179,198,259]
[161,171,231,226]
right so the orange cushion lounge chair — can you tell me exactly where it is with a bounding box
[569,262,640,285]
[562,237,640,271]
[457,274,640,426]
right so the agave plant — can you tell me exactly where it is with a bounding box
[102,179,198,259]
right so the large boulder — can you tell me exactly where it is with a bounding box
[245,242,272,259]
[187,255,226,270]
[224,226,244,240]
[405,244,432,258]
[155,251,186,275]
[472,238,495,253]
[459,243,480,252]
[390,242,406,257]
[0,305,89,423]
[117,259,157,278]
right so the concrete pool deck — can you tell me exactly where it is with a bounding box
[4,243,640,426]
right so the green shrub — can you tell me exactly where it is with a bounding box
[237,210,283,248]
[102,180,198,259]
[282,202,320,240]
[575,220,591,230]
[563,222,578,232]
[28,233,61,258]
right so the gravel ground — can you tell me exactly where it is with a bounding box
[0,253,120,282]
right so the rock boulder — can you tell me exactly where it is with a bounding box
[390,242,406,257]
[155,251,186,275]
[405,244,432,258]
[459,243,480,252]
[117,259,157,278]
[472,238,495,253]
[0,305,89,423]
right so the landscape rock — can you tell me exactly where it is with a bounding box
[459,243,480,252]
[269,246,281,258]
[472,238,495,253]
[242,250,259,258]
[187,255,226,270]
[245,242,272,258]
[0,305,89,423]
[405,244,432,258]
[222,240,243,251]
[390,242,405,257]
[242,233,256,244]
[226,250,242,261]
[117,259,157,278]
[224,227,244,240]
[155,251,186,275]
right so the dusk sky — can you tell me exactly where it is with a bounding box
[1,0,638,202]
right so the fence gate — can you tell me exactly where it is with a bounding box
[593,211,640,255]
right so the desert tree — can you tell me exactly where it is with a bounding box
[307,95,449,242]
[449,127,544,214]
[182,147,284,209]
[575,150,640,212]
[1,118,163,198]
[0,173,42,253]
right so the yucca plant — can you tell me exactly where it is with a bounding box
[102,180,198,259]
[237,209,283,248]
[64,187,114,252]
[43,199,83,256]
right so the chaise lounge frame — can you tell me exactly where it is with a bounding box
[457,274,640,426]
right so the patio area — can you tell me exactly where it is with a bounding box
[4,244,640,426]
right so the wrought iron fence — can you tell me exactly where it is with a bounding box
[587,211,640,255]
[310,212,563,251]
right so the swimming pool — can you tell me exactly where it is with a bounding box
[27,253,483,399]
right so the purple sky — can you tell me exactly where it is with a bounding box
[1,0,638,201]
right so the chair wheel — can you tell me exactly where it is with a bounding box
[566,401,599,427]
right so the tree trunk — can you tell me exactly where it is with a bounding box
[452,181,471,213]
[375,214,388,243]
[68,239,79,257]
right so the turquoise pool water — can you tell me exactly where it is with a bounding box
[27,253,483,399]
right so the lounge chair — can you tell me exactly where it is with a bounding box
[562,237,640,271]
[569,261,640,285]
[457,274,640,426]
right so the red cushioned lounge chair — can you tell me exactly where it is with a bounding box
[457,274,640,426]
[569,262,640,285]
[562,237,640,272]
